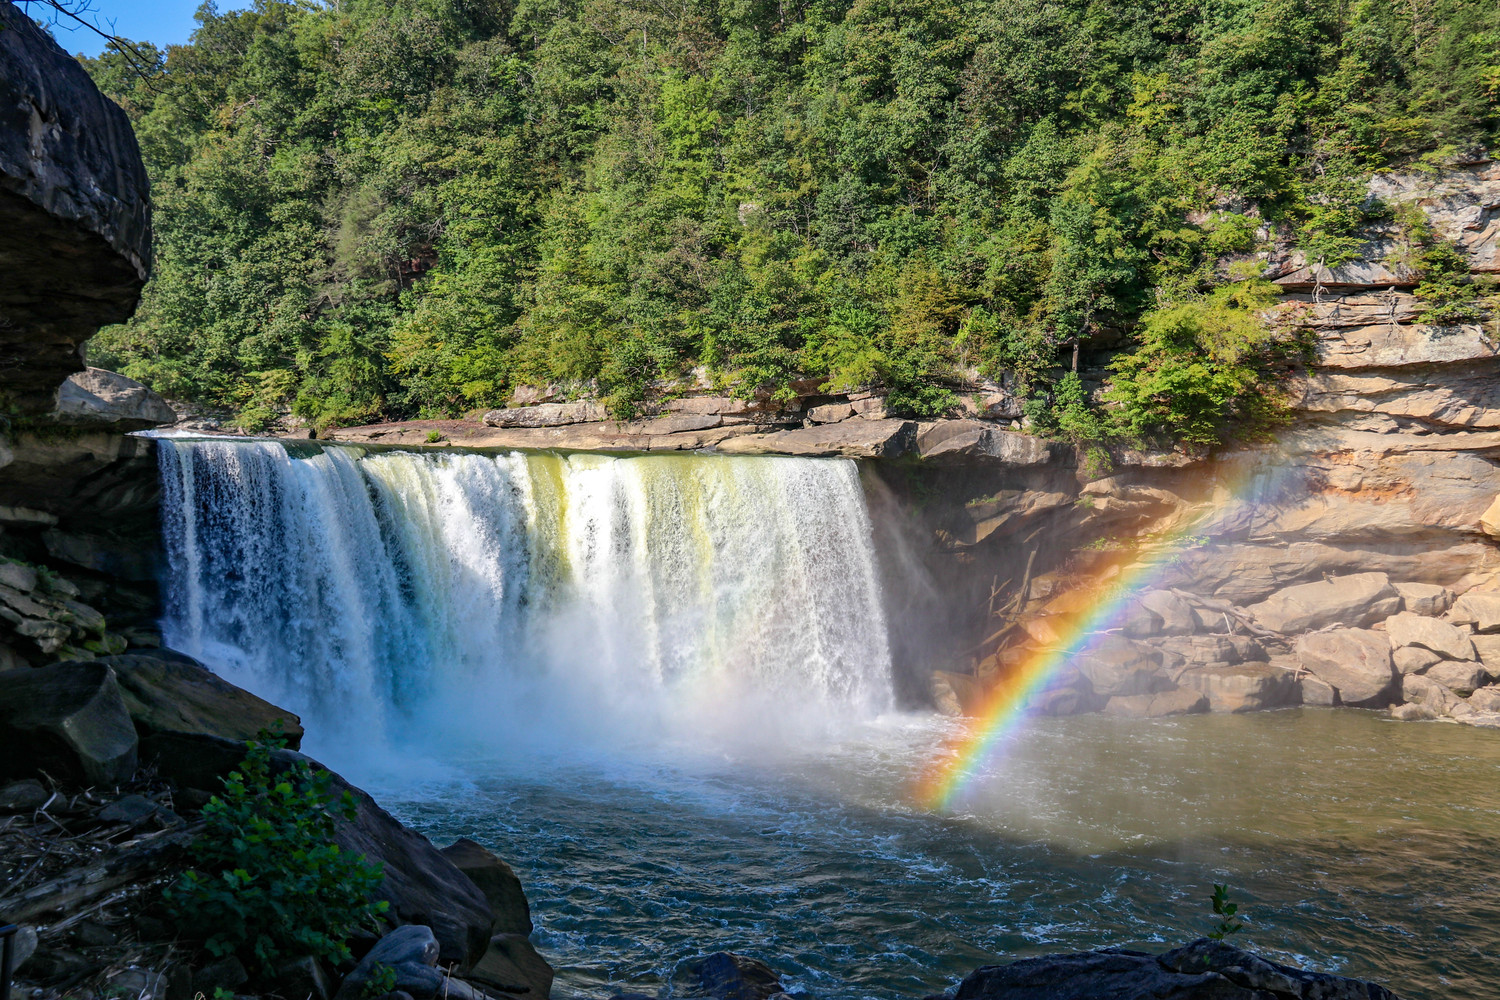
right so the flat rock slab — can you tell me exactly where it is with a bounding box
[1247,572,1400,633]
[914,421,1057,464]
[104,652,304,747]
[952,939,1404,1000]
[716,419,917,458]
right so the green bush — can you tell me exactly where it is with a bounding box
[166,732,388,975]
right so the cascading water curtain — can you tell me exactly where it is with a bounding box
[157,439,895,744]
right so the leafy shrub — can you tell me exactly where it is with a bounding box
[1106,278,1302,448]
[166,732,388,975]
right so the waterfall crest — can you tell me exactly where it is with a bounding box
[157,439,894,745]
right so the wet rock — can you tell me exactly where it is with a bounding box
[1074,637,1163,698]
[1384,612,1475,661]
[1391,702,1439,721]
[1449,592,1500,632]
[693,953,783,1000]
[193,956,248,997]
[1294,629,1398,706]
[54,368,176,430]
[0,661,137,785]
[107,652,304,748]
[1394,581,1454,616]
[953,938,1404,999]
[930,670,984,717]
[1246,572,1400,633]
[1393,646,1443,675]
[0,778,48,812]
[468,935,554,999]
[1178,663,1301,713]
[1423,659,1489,696]
[441,839,533,937]
[1102,689,1209,718]
[336,925,442,1000]
[0,562,38,593]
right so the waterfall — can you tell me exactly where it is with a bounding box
[156,439,894,747]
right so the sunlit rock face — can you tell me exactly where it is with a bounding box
[0,2,151,413]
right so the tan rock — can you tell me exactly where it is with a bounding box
[1074,636,1162,697]
[1177,663,1300,713]
[1393,646,1442,675]
[1294,629,1398,706]
[1313,323,1499,369]
[1102,689,1208,718]
[1300,674,1338,706]
[914,420,1056,464]
[1422,659,1489,696]
[1403,672,1463,716]
[1137,590,1196,636]
[1384,611,1476,661]
[1471,634,1500,669]
[1246,572,1399,633]
[806,402,854,424]
[1449,592,1500,632]
[1468,685,1500,713]
[1394,581,1455,616]
[1481,495,1500,539]
[1390,702,1439,721]
[716,419,917,459]
[482,402,606,428]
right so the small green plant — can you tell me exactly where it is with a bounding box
[425,430,443,443]
[165,728,389,975]
[361,963,399,999]
[1208,883,1244,940]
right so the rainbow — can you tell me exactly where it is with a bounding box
[918,466,1263,811]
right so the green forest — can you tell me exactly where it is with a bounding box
[80,0,1499,446]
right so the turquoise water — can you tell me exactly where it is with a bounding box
[348,709,1500,1000]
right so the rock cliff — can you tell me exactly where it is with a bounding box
[0,2,151,412]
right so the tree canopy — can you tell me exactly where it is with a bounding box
[80,0,1500,443]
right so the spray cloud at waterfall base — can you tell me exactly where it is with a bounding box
[156,438,896,769]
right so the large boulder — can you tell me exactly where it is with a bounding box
[717,418,919,459]
[1177,663,1301,713]
[334,925,441,1000]
[103,652,304,748]
[1074,637,1164,698]
[1246,573,1400,633]
[137,733,493,969]
[1402,673,1463,716]
[482,402,605,428]
[54,368,176,430]
[440,838,532,936]
[1423,659,1489,696]
[1384,612,1475,661]
[1294,629,1399,706]
[1393,581,1454,616]
[0,661,137,784]
[0,4,151,412]
[951,939,1403,1000]
[1136,590,1196,636]
[914,421,1058,465]
[1449,592,1500,632]
[692,953,784,1000]
[466,935,554,999]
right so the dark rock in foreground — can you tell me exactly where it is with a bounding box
[693,952,787,1000]
[952,939,1403,1000]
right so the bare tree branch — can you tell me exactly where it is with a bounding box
[17,0,161,89]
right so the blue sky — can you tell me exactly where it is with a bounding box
[44,0,208,56]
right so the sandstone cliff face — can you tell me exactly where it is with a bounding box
[0,1,151,412]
